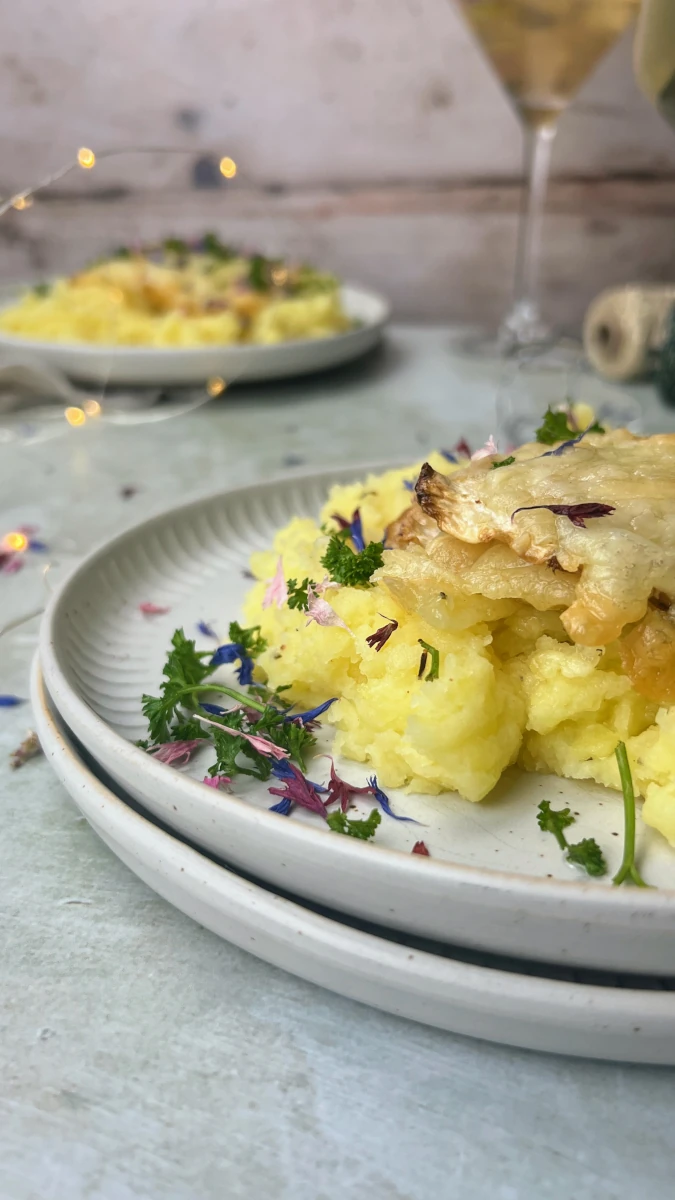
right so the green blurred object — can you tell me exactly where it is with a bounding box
[656,306,675,405]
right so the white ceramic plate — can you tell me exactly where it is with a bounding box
[0,284,389,386]
[40,466,675,975]
[31,658,675,1065]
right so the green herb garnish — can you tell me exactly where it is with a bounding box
[248,254,271,291]
[287,577,316,611]
[320,532,384,587]
[163,237,189,257]
[535,408,576,445]
[326,808,381,840]
[32,282,51,298]
[418,639,440,682]
[536,407,605,445]
[228,621,267,659]
[202,232,235,260]
[536,799,607,877]
[613,742,649,887]
[491,456,515,470]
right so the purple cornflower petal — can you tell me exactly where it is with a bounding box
[202,774,231,789]
[271,759,328,792]
[150,738,204,766]
[196,713,290,760]
[331,508,365,552]
[268,762,328,818]
[511,503,615,529]
[262,556,288,609]
[455,438,472,459]
[365,616,398,652]
[471,435,499,461]
[0,695,25,706]
[1,557,22,575]
[284,697,337,724]
[140,602,171,615]
[197,620,218,638]
[412,840,430,856]
[200,702,226,715]
[403,479,415,491]
[306,586,350,632]
[27,539,48,552]
[366,775,419,823]
[440,450,458,464]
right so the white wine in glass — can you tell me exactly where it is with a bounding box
[634,0,675,130]
[456,0,641,351]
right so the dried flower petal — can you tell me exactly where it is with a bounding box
[202,774,231,789]
[455,438,472,459]
[9,730,41,769]
[322,757,371,812]
[1,557,22,575]
[412,840,430,856]
[365,616,398,652]
[512,503,615,529]
[331,509,366,552]
[366,775,419,822]
[471,435,499,461]
[196,713,290,760]
[210,642,254,686]
[150,738,204,766]
[269,796,293,815]
[197,620,218,638]
[140,602,171,615]
[0,695,25,707]
[306,585,350,632]
[268,762,328,817]
[271,759,328,792]
[263,556,288,610]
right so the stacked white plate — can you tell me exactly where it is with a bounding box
[36,465,675,1063]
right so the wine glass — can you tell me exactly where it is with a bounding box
[456,0,641,353]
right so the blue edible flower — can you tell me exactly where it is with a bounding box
[284,697,338,724]
[210,642,254,686]
[403,479,415,491]
[201,702,226,715]
[197,620,218,638]
[0,695,25,707]
[271,759,328,792]
[349,510,365,553]
[269,796,293,815]
[366,775,419,823]
[28,539,48,553]
[440,450,458,464]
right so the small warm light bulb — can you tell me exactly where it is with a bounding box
[4,531,28,553]
[206,376,226,397]
[219,156,237,179]
[77,147,96,170]
[64,406,86,427]
[83,398,101,416]
[12,196,33,211]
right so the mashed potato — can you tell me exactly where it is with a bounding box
[244,457,675,848]
[0,242,352,348]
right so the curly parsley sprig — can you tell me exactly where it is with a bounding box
[537,799,607,877]
[320,530,384,587]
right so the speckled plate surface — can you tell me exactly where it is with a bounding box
[0,285,389,386]
[32,658,675,1065]
[39,465,675,975]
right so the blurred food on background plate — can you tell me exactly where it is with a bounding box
[0,235,353,348]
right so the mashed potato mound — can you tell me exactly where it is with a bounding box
[244,457,675,847]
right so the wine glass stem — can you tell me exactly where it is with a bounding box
[500,122,557,350]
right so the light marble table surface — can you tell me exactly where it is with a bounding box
[1,326,674,1200]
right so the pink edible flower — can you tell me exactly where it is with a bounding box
[306,585,350,632]
[1,557,23,575]
[471,435,499,461]
[268,762,328,818]
[202,774,231,789]
[262,556,288,610]
[323,757,372,813]
[140,602,171,615]
[196,713,290,760]
[150,739,204,766]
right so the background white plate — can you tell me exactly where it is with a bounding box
[31,658,675,1066]
[40,466,675,975]
[0,284,389,386]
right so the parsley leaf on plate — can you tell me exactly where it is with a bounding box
[321,532,384,587]
[326,808,381,840]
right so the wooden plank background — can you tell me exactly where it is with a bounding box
[1,0,674,326]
